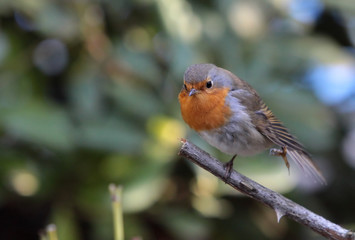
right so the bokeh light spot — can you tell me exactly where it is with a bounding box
[192,196,232,218]
[228,1,266,39]
[33,38,68,75]
[192,170,218,197]
[10,170,39,197]
[147,115,186,147]
[306,63,355,106]
[156,0,202,43]
[288,0,323,24]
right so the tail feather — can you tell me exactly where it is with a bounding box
[256,102,326,184]
[287,149,326,185]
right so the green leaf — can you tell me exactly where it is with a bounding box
[77,118,144,153]
[1,101,73,151]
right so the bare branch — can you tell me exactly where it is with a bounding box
[178,139,354,240]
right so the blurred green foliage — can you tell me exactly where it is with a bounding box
[0,0,355,239]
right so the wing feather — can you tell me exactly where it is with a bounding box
[229,86,326,184]
[257,103,326,184]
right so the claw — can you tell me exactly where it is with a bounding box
[223,155,237,181]
[270,146,290,175]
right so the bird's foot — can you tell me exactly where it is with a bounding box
[223,155,237,181]
[270,146,290,175]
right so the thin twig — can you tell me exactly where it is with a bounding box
[178,139,354,240]
[109,184,124,240]
[46,224,58,240]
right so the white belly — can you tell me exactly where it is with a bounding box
[199,121,270,156]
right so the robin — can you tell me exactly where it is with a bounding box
[178,63,326,184]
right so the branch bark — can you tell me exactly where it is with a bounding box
[178,139,354,240]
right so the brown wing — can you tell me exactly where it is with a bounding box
[255,102,326,184]
[226,72,326,184]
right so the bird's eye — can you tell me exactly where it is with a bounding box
[183,84,188,90]
[206,80,213,88]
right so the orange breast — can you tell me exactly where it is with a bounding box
[178,88,231,131]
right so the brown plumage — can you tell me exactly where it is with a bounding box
[179,63,326,184]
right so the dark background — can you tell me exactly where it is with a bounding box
[0,0,355,239]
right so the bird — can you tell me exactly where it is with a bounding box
[178,63,326,184]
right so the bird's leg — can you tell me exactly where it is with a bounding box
[223,154,237,181]
[270,146,290,175]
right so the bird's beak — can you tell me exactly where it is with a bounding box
[189,88,197,96]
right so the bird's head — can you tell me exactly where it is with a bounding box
[178,63,233,131]
[179,63,235,98]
